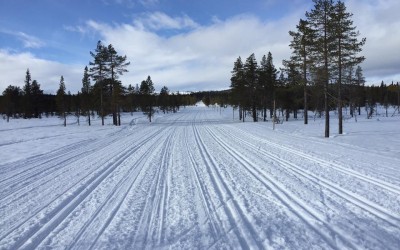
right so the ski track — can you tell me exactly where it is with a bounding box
[192,120,264,249]
[221,125,400,196]
[209,124,400,248]
[237,123,400,181]
[203,125,353,249]
[1,107,400,249]
[0,120,172,249]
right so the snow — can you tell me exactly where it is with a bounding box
[0,106,399,249]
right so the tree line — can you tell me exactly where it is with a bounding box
[229,0,374,137]
[1,41,197,125]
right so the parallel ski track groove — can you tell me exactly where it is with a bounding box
[0,125,169,249]
[216,126,400,227]
[205,125,356,249]
[193,119,263,249]
[237,124,400,180]
[183,115,228,247]
[0,139,95,185]
[0,139,103,202]
[67,129,171,250]
[146,128,175,248]
[130,114,186,248]
[0,129,155,239]
[232,126,400,194]
[0,131,131,201]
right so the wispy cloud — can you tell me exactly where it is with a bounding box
[133,12,199,31]
[138,0,159,7]
[101,0,136,8]
[0,30,45,48]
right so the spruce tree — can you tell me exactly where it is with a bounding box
[159,86,170,114]
[81,66,92,125]
[2,85,22,122]
[230,57,246,121]
[355,66,365,115]
[243,53,258,122]
[264,52,278,119]
[31,80,43,118]
[56,76,67,127]
[258,55,269,121]
[23,69,33,118]
[140,76,155,122]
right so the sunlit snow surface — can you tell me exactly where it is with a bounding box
[1,106,399,249]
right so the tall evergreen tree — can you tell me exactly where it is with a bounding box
[288,19,315,124]
[243,53,259,122]
[81,66,92,125]
[22,69,33,118]
[89,41,109,126]
[106,44,130,126]
[56,76,67,127]
[258,55,269,121]
[230,56,246,121]
[31,80,44,118]
[264,52,278,119]
[306,0,336,137]
[159,86,170,114]
[354,65,365,115]
[331,0,366,134]
[140,76,155,122]
[2,85,22,122]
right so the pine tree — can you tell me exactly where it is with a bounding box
[258,55,269,121]
[31,80,43,118]
[230,56,246,121]
[81,66,92,126]
[354,65,365,115]
[306,0,336,137]
[331,0,366,134]
[89,41,109,126]
[2,85,22,122]
[140,76,155,122]
[159,86,170,114]
[107,44,130,126]
[243,53,259,122]
[288,19,315,124]
[56,76,67,127]
[230,57,246,121]
[264,52,278,119]
[22,69,33,118]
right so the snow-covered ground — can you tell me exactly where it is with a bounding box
[0,106,399,249]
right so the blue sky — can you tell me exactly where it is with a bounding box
[0,0,399,93]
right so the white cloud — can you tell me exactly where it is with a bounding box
[0,30,45,49]
[0,50,83,94]
[345,0,400,84]
[138,0,159,7]
[2,1,399,94]
[83,12,298,91]
[133,12,199,31]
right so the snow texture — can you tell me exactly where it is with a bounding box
[1,106,400,249]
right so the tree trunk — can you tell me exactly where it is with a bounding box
[100,87,104,126]
[304,86,308,125]
[252,104,257,122]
